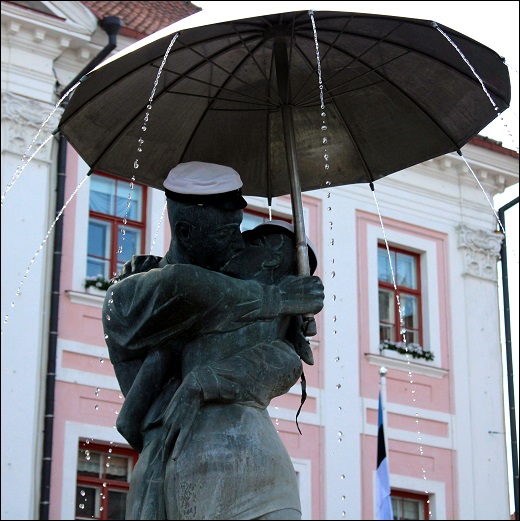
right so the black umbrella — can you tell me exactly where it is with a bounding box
[58,9,510,279]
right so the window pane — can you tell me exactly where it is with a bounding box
[75,485,100,519]
[397,252,417,289]
[105,455,130,482]
[379,289,395,342]
[87,257,110,280]
[378,248,395,284]
[107,490,127,520]
[241,212,268,232]
[116,183,143,221]
[88,219,111,258]
[77,451,102,478]
[90,176,115,215]
[117,228,141,267]
[401,294,419,330]
[379,289,394,323]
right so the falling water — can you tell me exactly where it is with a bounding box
[149,201,168,254]
[434,23,518,154]
[370,184,431,501]
[310,11,347,517]
[1,81,82,205]
[117,33,179,265]
[2,174,89,334]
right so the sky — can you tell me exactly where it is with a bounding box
[190,0,519,511]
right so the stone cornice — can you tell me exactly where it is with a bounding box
[456,223,504,281]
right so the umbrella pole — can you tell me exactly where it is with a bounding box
[274,38,316,336]
[281,105,311,278]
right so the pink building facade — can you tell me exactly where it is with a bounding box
[2,2,518,520]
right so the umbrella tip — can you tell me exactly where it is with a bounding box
[430,21,439,29]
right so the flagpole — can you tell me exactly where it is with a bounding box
[380,366,389,455]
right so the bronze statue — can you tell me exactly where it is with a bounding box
[102,163,324,520]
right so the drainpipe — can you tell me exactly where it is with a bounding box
[39,16,122,520]
[498,196,519,521]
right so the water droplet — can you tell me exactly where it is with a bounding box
[137,147,142,152]
[321,111,326,117]
[121,229,126,236]
[338,406,342,411]
[336,383,341,389]
[322,137,328,144]
[338,437,343,442]
[332,295,336,301]
[138,138,144,145]
[275,418,279,425]
[325,179,331,185]
[324,163,330,170]
[103,482,107,487]
[10,302,14,308]
[340,474,345,479]
[106,463,110,468]
[94,405,99,410]
[147,104,152,110]
[321,125,328,131]
[80,490,86,497]
[342,512,346,517]
[99,358,104,363]
[106,315,111,321]
[141,126,147,131]
[100,507,104,512]
[335,356,340,362]
[331,271,336,278]
[327,206,332,211]
[338,431,343,436]
[144,113,149,122]
[342,495,346,500]
[134,160,139,169]
[79,504,85,510]
[118,246,123,253]
[332,316,337,322]
[104,334,109,339]
[330,239,335,246]
[95,388,100,396]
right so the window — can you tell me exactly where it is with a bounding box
[87,173,147,280]
[378,245,422,345]
[76,441,138,520]
[242,208,291,232]
[391,490,430,520]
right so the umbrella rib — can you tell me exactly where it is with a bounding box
[81,35,277,171]
[292,24,467,148]
[178,41,276,163]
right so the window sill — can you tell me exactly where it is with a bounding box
[65,289,105,309]
[365,353,448,379]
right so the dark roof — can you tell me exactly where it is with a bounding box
[81,1,201,39]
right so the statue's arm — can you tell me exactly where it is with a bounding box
[103,264,324,352]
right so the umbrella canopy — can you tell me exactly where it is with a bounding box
[58,9,510,198]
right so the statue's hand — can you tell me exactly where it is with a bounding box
[115,254,162,281]
[278,275,324,315]
[162,372,202,462]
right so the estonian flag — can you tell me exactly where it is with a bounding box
[376,391,393,520]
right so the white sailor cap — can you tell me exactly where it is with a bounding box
[163,161,247,210]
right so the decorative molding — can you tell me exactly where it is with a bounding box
[365,353,449,379]
[65,289,104,309]
[456,223,503,281]
[1,91,61,160]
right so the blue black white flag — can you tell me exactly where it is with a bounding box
[376,391,393,520]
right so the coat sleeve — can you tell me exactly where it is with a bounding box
[102,263,282,357]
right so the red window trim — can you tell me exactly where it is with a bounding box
[76,441,138,520]
[89,172,148,278]
[391,488,430,520]
[378,243,423,345]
